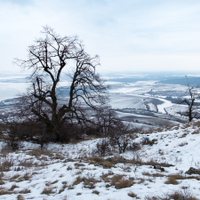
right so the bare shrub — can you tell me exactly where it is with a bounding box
[0,157,14,171]
[82,173,100,189]
[128,142,141,151]
[110,133,130,153]
[94,139,111,156]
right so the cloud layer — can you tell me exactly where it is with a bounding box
[0,0,200,73]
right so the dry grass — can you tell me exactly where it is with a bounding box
[58,182,67,194]
[128,191,137,198]
[165,176,179,185]
[0,158,14,171]
[115,179,134,189]
[92,190,100,195]
[10,174,20,181]
[73,176,82,185]
[142,171,165,178]
[19,159,35,168]
[28,149,53,158]
[19,188,31,194]
[82,174,100,189]
[145,189,198,200]
[9,184,19,191]
[0,186,16,195]
[17,195,24,200]
[41,187,56,195]
[101,171,114,183]
[23,172,32,181]
[46,180,59,187]
[167,174,200,181]
[110,174,134,189]
[74,163,85,168]
[67,166,72,170]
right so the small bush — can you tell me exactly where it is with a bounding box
[95,139,111,156]
[82,174,100,189]
[110,134,130,153]
[128,142,141,151]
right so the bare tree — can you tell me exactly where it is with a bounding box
[15,26,107,142]
[178,76,200,122]
[94,106,119,136]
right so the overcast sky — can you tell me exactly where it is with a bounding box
[0,0,200,74]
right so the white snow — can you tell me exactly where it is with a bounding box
[1,121,200,199]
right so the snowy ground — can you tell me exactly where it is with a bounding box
[0,121,200,199]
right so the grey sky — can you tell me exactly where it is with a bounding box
[0,0,200,73]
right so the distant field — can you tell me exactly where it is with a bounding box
[1,72,200,129]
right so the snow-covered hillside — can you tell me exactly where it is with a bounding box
[0,121,200,199]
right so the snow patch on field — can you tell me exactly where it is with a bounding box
[0,121,200,199]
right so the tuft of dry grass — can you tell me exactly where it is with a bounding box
[28,149,53,158]
[0,158,14,172]
[73,176,83,185]
[17,195,24,200]
[0,186,16,195]
[41,187,56,195]
[115,179,134,189]
[46,180,59,187]
[92,190,100,195]
[58,182,67,194]
[128,191,137,198]
[145,189,198,200]
[165,176,179,185]
[19,188,31,194]
[82,174,100,189]
[101,171,114,183]
[110,174,134,189]
[74,163,85,169]
[9,184,19,191]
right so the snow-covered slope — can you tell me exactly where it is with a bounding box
[0,121,200,199]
